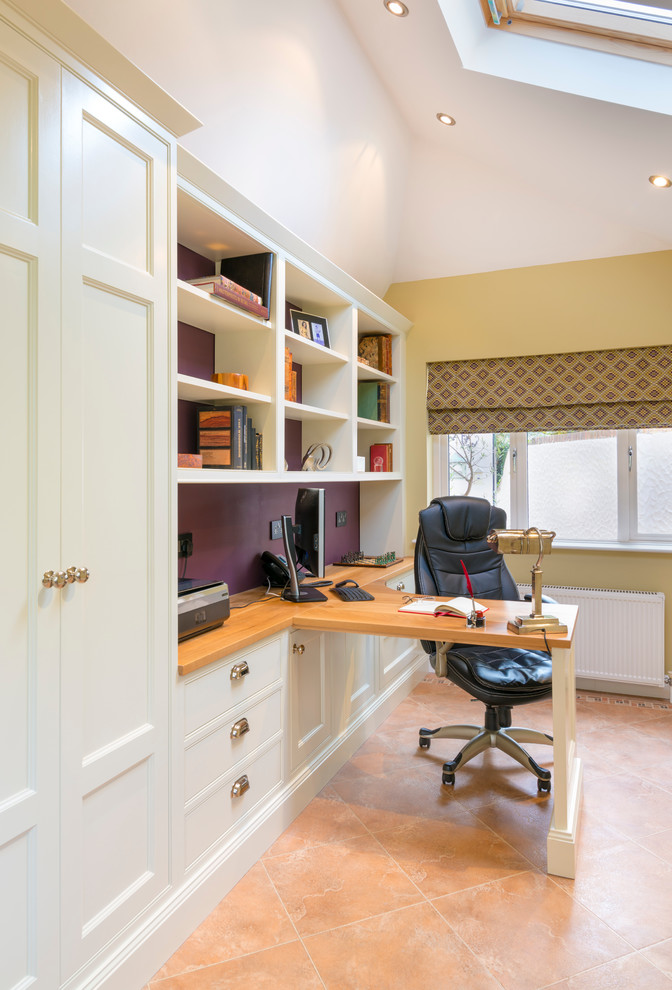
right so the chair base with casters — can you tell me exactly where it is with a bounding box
[419,704,553,792]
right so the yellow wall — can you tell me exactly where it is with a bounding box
[385,250,672,689]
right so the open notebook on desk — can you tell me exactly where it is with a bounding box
[398,596,489,618]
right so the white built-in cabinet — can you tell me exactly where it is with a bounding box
[1,6,173,988]
[1,5,424,990]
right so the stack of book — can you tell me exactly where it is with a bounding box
[370,443,393,472]
[358,334,392,374]
[188,251,274,321]
[357,381,390,423]
[198,405,263,470]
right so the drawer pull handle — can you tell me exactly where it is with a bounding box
[293,643,305,655]
[230,717,250,739]
[231,774,250,798]
[395,580,405,591]
[230,661,250,680]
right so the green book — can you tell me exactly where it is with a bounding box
[358,382,379,420]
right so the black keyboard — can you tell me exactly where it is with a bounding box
[332,580,374,602]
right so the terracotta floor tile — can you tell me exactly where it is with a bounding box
[263,833,423,937]
[637,715,672,742]
[304,902,501,990]
[150,862,297,980]
[149,940,322,989]
[557,839,672,948]
[544,951,672,989]
[471,792,555,870]
[639,827,672,865]
[582,773,672,839]
[580,724,672,771]
[375,815,531,896]
[642,938,672,979]
[263,788,368,857]
[433,870,629,990]
[330,762,472,831]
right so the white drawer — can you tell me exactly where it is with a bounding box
[385,569,414,593]
[185,738,283,869]
[184,635,283,736]
[184,687,282,802]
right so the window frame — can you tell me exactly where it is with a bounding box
[432,429,672,552]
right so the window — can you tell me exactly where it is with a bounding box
[483,0,672,64]
[432,428,672,546]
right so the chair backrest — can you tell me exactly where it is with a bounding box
[414,495,521,602]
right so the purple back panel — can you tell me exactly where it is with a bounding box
[178,481,361,595]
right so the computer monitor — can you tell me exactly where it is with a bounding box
[294,487,325,579]
[280,514,326,602]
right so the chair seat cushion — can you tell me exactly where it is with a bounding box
[446,644,552,692]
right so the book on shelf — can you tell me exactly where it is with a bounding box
[187,274,263,305]
[398,596,489,617]
[211,283,269,319]
[197,404,260,470]
[358,333,392,375]
[357,381,390,422]
[197,408,232,468]
[218,252,274,311]
[370,443,393,472]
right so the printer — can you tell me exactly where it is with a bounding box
[178,578,230,641]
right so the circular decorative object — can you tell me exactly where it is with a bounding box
[301,443,332,471]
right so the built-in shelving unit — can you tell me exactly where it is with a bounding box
[176,147,411,554]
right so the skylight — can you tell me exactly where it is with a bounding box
[484,0,672,63]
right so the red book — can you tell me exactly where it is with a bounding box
[370,443,393,472]
[211,283,269,319]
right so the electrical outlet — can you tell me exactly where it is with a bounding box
[336,510,347,527]
[270,519,283,540]
[178,532,193,558]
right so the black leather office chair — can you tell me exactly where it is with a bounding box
[414,495,554,792]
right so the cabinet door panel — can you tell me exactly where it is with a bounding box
[290,630,330,771]
[0,24,60,990]
[59,72,172,977]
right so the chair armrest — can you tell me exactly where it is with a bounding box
[523,593,557,604]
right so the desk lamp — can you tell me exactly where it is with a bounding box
[487,527,567,634]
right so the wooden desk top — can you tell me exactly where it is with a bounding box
[177,557,578,676]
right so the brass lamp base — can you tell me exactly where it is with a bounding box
[508,613,568,635]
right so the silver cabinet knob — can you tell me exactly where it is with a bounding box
[293,643,305,655]
[230,717,250,739]
[52,570,67,589]
[395,580,405,591]
[42,570,55,588]
[68,566,90,583]
[230,660,250,680]
[231,774,250,798]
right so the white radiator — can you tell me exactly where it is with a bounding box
[518,585,666,692]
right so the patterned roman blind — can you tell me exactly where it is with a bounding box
[426,345,672,434]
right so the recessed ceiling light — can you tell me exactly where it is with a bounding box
[436,112,456,126]
[384,1,408,16]
[649,174,671,188]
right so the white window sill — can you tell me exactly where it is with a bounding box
[553,540,672,554]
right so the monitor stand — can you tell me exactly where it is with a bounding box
[282,584,327,603]
[280,514,328,603]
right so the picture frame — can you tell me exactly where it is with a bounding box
[290,310,330,348]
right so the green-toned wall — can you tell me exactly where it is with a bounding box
[385,250,672,691]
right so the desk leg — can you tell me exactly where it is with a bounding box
[547,642,583,878]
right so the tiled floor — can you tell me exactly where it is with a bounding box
[147,679,672,989]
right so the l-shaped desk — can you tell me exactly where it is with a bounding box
[178,559,582,878]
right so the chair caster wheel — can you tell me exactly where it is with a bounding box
[419,736,430,749]
[537,778,551,793]
[442,771,455,786]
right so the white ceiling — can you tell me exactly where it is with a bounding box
[335,0,672,283]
